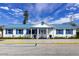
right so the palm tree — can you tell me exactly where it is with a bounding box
[23,11,29,24]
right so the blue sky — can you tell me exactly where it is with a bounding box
[0,3,79,25]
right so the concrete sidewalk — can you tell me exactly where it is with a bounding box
[0,39,79,44]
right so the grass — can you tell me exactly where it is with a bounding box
[0,41,79,44]
[54,42,79,44]
[0,42,35,44]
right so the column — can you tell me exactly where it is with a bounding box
[53,29,56,38]
[46,28,48,39]
[73,29,76,36]
[31,28,32,38]
[37,28,39,39]
[52,29,54,39]
[13,29,16,37]
[23,29,26,37]
[3,29,6,37]
[64,29,66,38]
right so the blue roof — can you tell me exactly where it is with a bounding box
[2,23,78,29]
[3,23,33,29]
[53,24,77,29]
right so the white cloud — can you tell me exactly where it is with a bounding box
[74,13,79,19]
[74,3,79,7]
[35,3,48,13]
[52,13,79,24]
[52,17,70,24]
[0,6,9,10]
[35,3,62,15]
[28,19,39,24]
[11,19,21,24]
[65,3,79,11]
[10,8,23,17]
[66,7,77,11]
[28,16,54,24]
[11,8,23,12]
[43,16,54,23]
[12,12,23,17]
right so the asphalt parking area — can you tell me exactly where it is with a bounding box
[0,44,79,56]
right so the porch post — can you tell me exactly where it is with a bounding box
[13,29,16,37]
[31,28,32,38]
[46,28,48,39]
[37,28,39,39]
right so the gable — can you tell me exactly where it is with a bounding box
[32,22,52,28]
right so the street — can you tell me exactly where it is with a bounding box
[0,44,79,56]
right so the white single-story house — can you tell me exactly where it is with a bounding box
[0,22,78,39]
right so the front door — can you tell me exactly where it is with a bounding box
[39,29,46,39]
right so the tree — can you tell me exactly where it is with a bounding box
[23,11,29,24]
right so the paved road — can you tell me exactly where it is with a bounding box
[0,44,79,56]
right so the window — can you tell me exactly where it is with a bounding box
[6,29,13,34]
[16,29,23,34]
[26,29,31,34]
[32,29,37,34]
[66,29,73,34]
[56,29,63,34]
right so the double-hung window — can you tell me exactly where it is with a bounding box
[6,29,13,34]
[56,29,63,34]
[16,29,23,34]
[66,29,73,34]
[26,29,31,34]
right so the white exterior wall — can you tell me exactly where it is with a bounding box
[64,29,76,38]
[48,28,55,38]
[3,29,13,37]
[53,29,66,37]
[3,28,76,38]
[48,29,76,38]
[3,29,27,37]
[13,29,26,37]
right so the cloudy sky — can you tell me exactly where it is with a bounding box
[0,3,79,25]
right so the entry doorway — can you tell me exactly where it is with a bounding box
[32,29,37,39]
[39,29,47,39]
